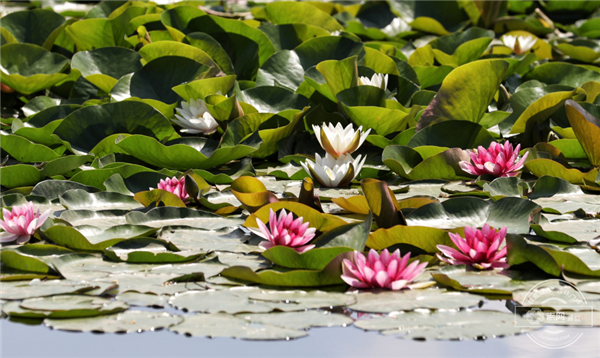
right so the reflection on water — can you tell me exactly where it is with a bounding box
[1,299,599,358]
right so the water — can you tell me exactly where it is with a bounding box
[2,303,599,358]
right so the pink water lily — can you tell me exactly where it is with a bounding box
[248,209,317,253]
[459,141,528,177]
[0,202,51,244]
[341,249,428,290]
[437,224,509,270]
[151,176,189,201]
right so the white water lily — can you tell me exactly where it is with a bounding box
[312,123,370,159]
[381,17,409,37]
[172,99,219,135]
[359,73,388,90]
[501,35,537,55]
[330,30,342,36]
[301,153,366,188]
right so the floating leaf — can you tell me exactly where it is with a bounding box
[1,43,72,94]
[169,313,306,340]
[416,60,509,131]
[565,100,600,166]
[45,310,183,333]
[3,295,128,319]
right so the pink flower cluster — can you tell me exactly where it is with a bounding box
[437,224,509,270]
[152,176,189,201]
[0,202,51,244]
[460,141,528,177]
[249,209,317,253]
[342,249,427,290]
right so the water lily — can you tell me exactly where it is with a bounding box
[330,30,341,36]
[437,224,509,270]
[381,17,409,37]
[0,202,51,244]
[459,141,528,177]
[341,249,428,290]
[151,176,189,201]
[501,35,537,55]
[249,209,316,253]
[301,153,366,188]
[312,123,370,159]
[172,98,219,135]
[359,73,388,90]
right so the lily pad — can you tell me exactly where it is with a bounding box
[158,227,261,254]
[168,288,275,314]
[44,224,158,251]
[103,238,204,264]
[169,313,306,340]
[115,292,168,308]
[405,196,541,234]
[125,207,244,230]
[355,310,534,340]
[0,43,72,94]
[348,290,484,313]
[238,311,353,330]
[3,295,129,319]
[0,280,97,300]
[44,310,183,333]
[59,189,141,210]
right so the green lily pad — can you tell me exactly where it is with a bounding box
[159,227,261,254]
[169,288,275,314]
[1,280,97,300]
[59,189,140,210]
[31,180,100,201]
[382,146,472,181]
[405,196,541,234]
[44,310,183,333]
[221,252,351,287]
[103,238,204,264]
[0,155,93,189]
[565,100,600,166]
[407,120,495,149]
[431,265,547,295]
[531,220,600,244]
[184,14,277,80]
[1,9,66,48]
[348,289,484,313]
[366,225,457,253]
[115,292,168,308]
[356,310,534,340]
[2,295,129,319]
[71,47,143,93]
[44,224,158,251]
[507,234,600,278]
[248,290,357,310]
[111,56,209,104]
[126,207,244,229]
[53,101,177,154]
[169,313,306,340]
[59,209,129,228]
[416,60,509,130]
[259,23,329,52]
[0,244,73,275]
[264,1,343,32]
[0,43,72,94]
[115,135,261,171]
[65,6,146,50]
[172,75,237,102]
[0,134,63,162]
[238,311,353,330]
[524,62,600,88]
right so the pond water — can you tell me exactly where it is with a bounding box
[2,300,598,358]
